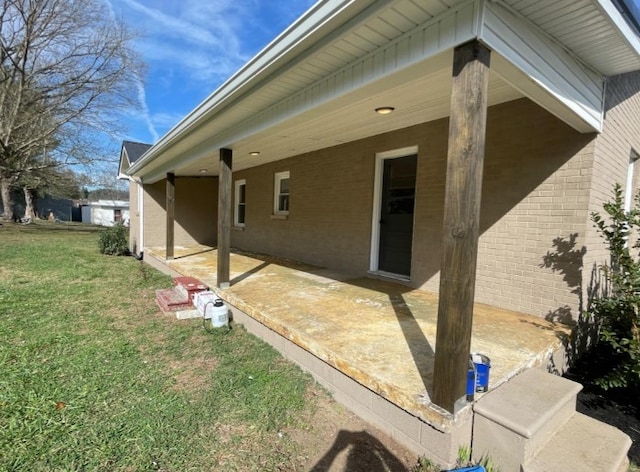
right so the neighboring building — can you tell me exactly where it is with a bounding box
[81,200,129,227]
[119,0,640,468]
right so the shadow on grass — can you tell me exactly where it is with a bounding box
[309,430,409,472]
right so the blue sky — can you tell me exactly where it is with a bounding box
[106,0,317,146]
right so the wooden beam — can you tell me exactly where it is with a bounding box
[217,148,232,288]
[432,40,491,414]
[166,172,175,260]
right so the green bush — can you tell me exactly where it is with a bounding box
[98,224,129,256]
[589,184,640,390]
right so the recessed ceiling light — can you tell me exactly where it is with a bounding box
[249,151,260,156]
[375,106,395,115]
[199,168,208,173]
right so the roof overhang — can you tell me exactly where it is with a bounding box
[128,0,640,183]
[119,141,152,180]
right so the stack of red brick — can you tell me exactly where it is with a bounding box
[156,276,208,313]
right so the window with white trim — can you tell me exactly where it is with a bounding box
[234,179,246,227]
[274,171,290,215]
[624,150,639,212]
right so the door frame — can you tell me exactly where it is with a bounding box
[369,145,418,277]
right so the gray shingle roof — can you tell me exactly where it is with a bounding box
[123,141,152,164]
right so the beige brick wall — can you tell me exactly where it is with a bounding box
[143,177,218,249]
[582,71,640,305]
[143,180,166,248]
[226,98,597,318]
[174,177,218,247]
[230,125,427,273]
[128,180,140,253]
[411,98,596,320]
[473,100,596,320]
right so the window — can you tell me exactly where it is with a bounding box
[114,208,122,223]
[234,179,246,227]
[624,151,639,212]
[274,171,290,215]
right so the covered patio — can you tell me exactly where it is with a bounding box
[122,1,640,466]
[146,245,570,434]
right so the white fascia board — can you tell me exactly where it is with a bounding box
[127,0,376,178]
[594,0,640,61]
[481,1,605,132]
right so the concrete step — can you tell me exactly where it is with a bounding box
[522,412,632,472]
[472,368,582,472]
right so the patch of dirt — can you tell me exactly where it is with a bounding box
[287,384,420,472]
[564,353,640,466]
[575,389,639,462]
[130,322,219,396]
[167,355,219,395]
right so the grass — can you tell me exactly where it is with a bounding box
[0,222,314,471]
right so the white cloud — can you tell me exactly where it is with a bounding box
[102,0,158,144]
[134,78,159,142]
[112,0,253,83]
[104,0,316,143]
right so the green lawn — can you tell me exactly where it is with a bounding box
[0,223,314,471]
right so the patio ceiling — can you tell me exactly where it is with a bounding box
[128,0,640,183]
[173,55,522,178]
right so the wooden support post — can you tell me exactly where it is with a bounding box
[166,172,175,261]
[217,148,232,288]
[432,40,491,414]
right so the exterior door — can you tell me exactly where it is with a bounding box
[377,154,417,276]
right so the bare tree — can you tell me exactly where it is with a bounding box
[0,0,143,220]
[20,166,84,219]
[88,168,128,201]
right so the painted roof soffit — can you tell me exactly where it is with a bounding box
[486,0,640,73]
[127,0,377,178]
[596,0,640,59]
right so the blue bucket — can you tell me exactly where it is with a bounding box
[447,466,486,472]
[466,358,476,401]
[472,353,491,392]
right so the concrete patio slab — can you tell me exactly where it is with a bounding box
[146,245,571,434]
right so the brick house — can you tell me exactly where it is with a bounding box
[121,1,640,469]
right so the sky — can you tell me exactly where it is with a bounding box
[105,0,317,147]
